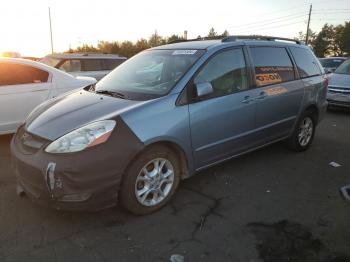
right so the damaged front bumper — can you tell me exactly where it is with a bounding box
[327,92,350,108]
[11,118,144,211]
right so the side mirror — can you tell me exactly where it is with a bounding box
[195,82,213,98]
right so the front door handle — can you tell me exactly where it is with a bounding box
[256,91,267,100]
[241,96,253,104]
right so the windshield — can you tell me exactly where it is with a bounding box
[319,58,345,68]
[334,59,350,75]
[39,57,60,68]
[95,49,205,100]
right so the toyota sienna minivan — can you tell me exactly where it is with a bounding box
[11,36,328,215]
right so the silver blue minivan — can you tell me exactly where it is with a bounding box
[11,36,328,215]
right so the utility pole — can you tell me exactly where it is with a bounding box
[305,4,312,45]
[48,7,54,54]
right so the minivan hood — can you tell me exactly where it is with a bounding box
[26,90,146,140]
[329,73,350,88]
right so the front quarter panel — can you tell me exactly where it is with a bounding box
[121,94,194,174]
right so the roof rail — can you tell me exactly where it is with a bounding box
[168,36,224,44]
[222,35,303,45]
[168,38,199,44]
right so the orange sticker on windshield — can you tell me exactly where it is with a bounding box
[256,73,282,86]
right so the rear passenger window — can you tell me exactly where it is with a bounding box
[194,48,248,98]
[250,47,295,86]
[82,59,102,71]
[289,47,322,78]
[0,63,49,86]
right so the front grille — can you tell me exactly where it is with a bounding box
[15,126,49,154]
[328,85,350,95]
[15,157,47,198]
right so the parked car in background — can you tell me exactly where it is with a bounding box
[11,36,327,215]
[0,58,96,135]
[327,59,350,108]
[319,57,348,74]
[40,53,127,80]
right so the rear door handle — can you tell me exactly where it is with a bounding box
[256,91,267,100]
[241,96,253,104]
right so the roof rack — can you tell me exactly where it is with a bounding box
[168,36,223,44]
[222,35,303,45]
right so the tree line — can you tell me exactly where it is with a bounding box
[66,23,350,58]
[297,21,350,57]
[66,28,228,58]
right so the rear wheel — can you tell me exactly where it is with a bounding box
[120,145,180,215]
[287,110,316,152]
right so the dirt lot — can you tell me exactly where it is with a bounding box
[1,109,350,262]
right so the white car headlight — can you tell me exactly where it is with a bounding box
[45,120,116,153]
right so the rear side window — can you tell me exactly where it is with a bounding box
[59,59,81,72]
[194,48,248,98]
[250,47,295,87]
[82,59,102,71]
[290,47,322,78]
[0,62,49,86]
[101,59,125,70]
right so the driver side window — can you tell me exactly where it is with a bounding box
[194,48,248,98]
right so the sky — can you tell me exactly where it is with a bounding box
[1,0,349,57]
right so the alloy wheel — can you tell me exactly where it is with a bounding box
[298,116,314,147]
[134,158,175,207]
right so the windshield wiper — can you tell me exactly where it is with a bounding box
[95,90,128,99]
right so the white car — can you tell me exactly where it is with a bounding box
[0,58,96,135]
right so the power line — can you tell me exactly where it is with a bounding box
[233,20,306,34]
[228,13,308,30]
[252,4,309,18]
[313,11,350,14]
[225,3,349,36]
[314,18,350,21]
[313,9,350,11]
[312,0,349,4]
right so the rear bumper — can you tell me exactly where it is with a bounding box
[11,118,144,211]
[317,100,328,124]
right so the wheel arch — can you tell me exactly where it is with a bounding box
[149,140,189,179]
[125,138,192,180]
[304,104,319,124]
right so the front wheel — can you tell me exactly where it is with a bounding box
[287,111,316,152]
[119,145,180,215]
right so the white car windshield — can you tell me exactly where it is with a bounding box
[335,59,350,75]
[95,49,205,100]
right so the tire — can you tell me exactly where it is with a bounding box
[119,145,181,215]
[287,110,316,152]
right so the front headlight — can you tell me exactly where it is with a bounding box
[45,120,116,153]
